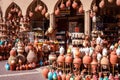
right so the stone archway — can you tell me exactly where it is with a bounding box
[26,0,49,39]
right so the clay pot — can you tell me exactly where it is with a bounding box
[57,75,62,80]
[83,55,92,64]
[41,7,46,15]
[49,53,57,61]
[99,0,105,8]
[65,54,73,63]
[60,2,65,10]
[66,74,71,80]
[110,51,118,65]
[101,56,109,69]
[73,57,81,68]
[42,67,49,78]
[18,11,22,17]
[27,50,38,63]
[45,12,50,19]
[57,55,65,66]
[116,0,120,6]
[29,11,33,17]
[66,0,71,7]
[55,8,60,16]
[92,4,98,12]
[38,5,43,11]
[78,5,83,13]
[72,1,78,9]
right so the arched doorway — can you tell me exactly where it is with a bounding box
[26,0,49,40]
[54,0,84,51]
[91,0,120,44]
[5,2,23,39]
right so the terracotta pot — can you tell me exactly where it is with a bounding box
[57,75,62,80]
[60,3,65,10]
[66,74,71,80]
[73,57,81,68]
[65,54,73,63]
[55,7,60,16]
[92,4,98,12]
[41,7,46,15]
[83,55,92,64]
[99,0,105,8]
[45,12,50,19]
[61,73,66,80]
[66,0,71,7]
[101,56,109,67]
[110,51,118,65]
[27,50,38,63]
[29,11,33,17]
[78,5,83,13]
[108,0,113,3]
[38,5,43,11]
[116,0,120,6]
[42,67,49,78]
[57,55,65,66]
[18,11,22,17]
[72,1,78,9]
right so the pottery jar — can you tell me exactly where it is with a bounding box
[73,57,81,68]
[42,67,49,79]
[110,51,118,65]
[57,55,65,66]
[65,54,73,63]
[66,0,71,7]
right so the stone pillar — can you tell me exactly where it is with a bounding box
[48,13,56,40]
[84,10,91,36]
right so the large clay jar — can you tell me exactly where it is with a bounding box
[27,49,38,63]
[42,67,49,79]
[110,51,118,65]
[9,49,16,56]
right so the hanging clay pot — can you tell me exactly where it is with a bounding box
[101,55,109,69]
[99,0,105,8]
[35,5,39,12]
[45,12,50,19]
[78,5,83,13]
[66,0,71,7]
[92,4,98,12]
[38,5,43,11]
[116,0,120,6]
[110,51,118,65]
[41,7,46,15]
[7,13,12,19]
[57,75,62,80]
[108,0,113,3]
[60,2,65,10]
[18,11,22,17]
[55,7,60,16]
[29,11,33,17]
[72,1,78,9]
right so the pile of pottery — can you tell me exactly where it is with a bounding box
[5,40,39,71]
[42,35,120,80]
